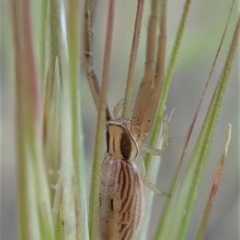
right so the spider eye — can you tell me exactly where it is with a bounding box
[106,129,110,153]
[120,130,132,159]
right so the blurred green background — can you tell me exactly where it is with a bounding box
[1,0,238,239]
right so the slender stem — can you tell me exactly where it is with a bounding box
[196,124,231,240]
[122,0,145,117]
[68,0,89,239]
[40,0,48,81]
[89,1,116,239]
[43,0,61,143]
[176,15,239,239]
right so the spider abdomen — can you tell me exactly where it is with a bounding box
[99,156,143,240]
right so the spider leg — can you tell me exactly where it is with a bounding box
[140,172,169,197]
[135,157,169,197]
[131,1,159,139]
[113,99,124,119]
[142,113,169,155]
[138,0,167,144]
[83,0,111,121]
[122,0,144,117]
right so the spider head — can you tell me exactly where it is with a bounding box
[106,119,139,160]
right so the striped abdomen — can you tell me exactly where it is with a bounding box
[99,156,143,240]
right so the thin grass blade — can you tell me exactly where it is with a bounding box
[67,0,89,239]
[89,1,116,239]
[154,2,236,238]
[195,124,232,240]
[158,14,239,240]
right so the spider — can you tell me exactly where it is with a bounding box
[83,1,170,239]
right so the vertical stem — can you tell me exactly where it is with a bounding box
[89,1,116,239]
[11,2,28,239]
[68,0,89,239]
[122,0,145,117]
[11,0,39,238]
[40,0,48,81]
[43,0,60,143]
